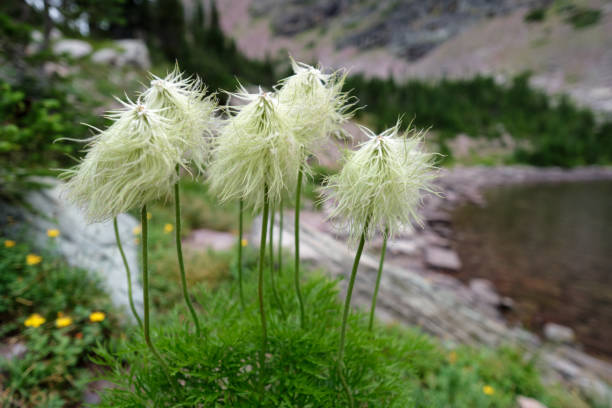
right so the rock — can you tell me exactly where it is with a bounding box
[116,39,151,68]
[544,323,576,344]
[469,279,501,306]
[423,232,451,248]
[424,246,461,271]
[498,296,515,311]
[386,239,418,256]
[91,39,150,68]
[517,396,548,408]
[43,62,71,77]
[0,341,27,361]
[2,178,143,321]
[53,39,92,58]
[184,229,236,251]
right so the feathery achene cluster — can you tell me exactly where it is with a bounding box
[141,68,217,173]
[63,70,215,222]
[324,122,438,243]
[208,87,300,210]
[278,58,354,153]
[63,99,179,222]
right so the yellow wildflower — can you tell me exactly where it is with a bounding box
[147,212,152,220]
[483,385,495,396]
[133,225,142,235]
[89,311,106,322]
[4,240,16,248]
[47,229,60,238]
[24,313,46,328]
[55,316,73,328]
[241,239,248,247]
[26,254,42,265]
[163,223,173,234]
[448,351,457,364]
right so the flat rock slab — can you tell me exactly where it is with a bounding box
[517,396,548,408]
[184,229,236,252]
[424,246,462,271]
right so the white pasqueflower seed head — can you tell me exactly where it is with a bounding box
[62,97,180,223]
[323,121,438,244]
[208,87,300,211]
[141,67,217,174]
[277,58,355,154]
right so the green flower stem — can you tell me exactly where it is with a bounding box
[368,226,389,331]
[337,219,370,408]
[294,166,305,329]
[258,185,270,394]
[174,167,201,337]
[269,205,286,319]
[113,217,143,329]
[141,206,177,392]
[278,197,283,275]
[238,199,245,309]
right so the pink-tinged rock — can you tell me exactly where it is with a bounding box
[517,396,548,408]
[424,246,461,271]
[184,229,236,251]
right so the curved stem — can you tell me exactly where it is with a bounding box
[294,166,305,329]
[141,206,177,392]
[337,221,369,408]
[174,168,201,337]
[269,204,286,319]
[113,217,143,329]
[238,199,245,310]
[258,185,270,396]
[368,226,389,331]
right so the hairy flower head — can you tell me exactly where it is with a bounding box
[323,121,437,243]
[62,98,180,222]
[208,87,300,210]
[141,67,217,174]
[277,58,354,154]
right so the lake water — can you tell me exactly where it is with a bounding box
[451,181,612,358]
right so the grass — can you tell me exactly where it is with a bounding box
[95,263,591,407]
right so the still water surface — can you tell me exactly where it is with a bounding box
[451,181,612,358]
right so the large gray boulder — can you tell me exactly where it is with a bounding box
[91,39,150,68]
[2,178,143,321]
[53,39,92,59]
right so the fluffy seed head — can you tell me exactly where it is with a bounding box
[208,87,300,211]
[141,67,217,174]
[277,58,354,153]
[62,98,180,223]
[323,121,438,243]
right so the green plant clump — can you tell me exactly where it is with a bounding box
[96,269,586,407]
[0,237,119,407]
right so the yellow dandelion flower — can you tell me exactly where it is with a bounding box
[55,316,73,328]
[26,254,42,265]
[89,311,106,322]
[47,229,60,238]
[24,313,46,328]
[132,225,142,235]
[147,212,152,220]
[483,385,495,396]
[163,223,173,234]
[4,240,16,248]
[241,238,248,247]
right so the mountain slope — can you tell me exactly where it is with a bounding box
[217,0,612,114]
